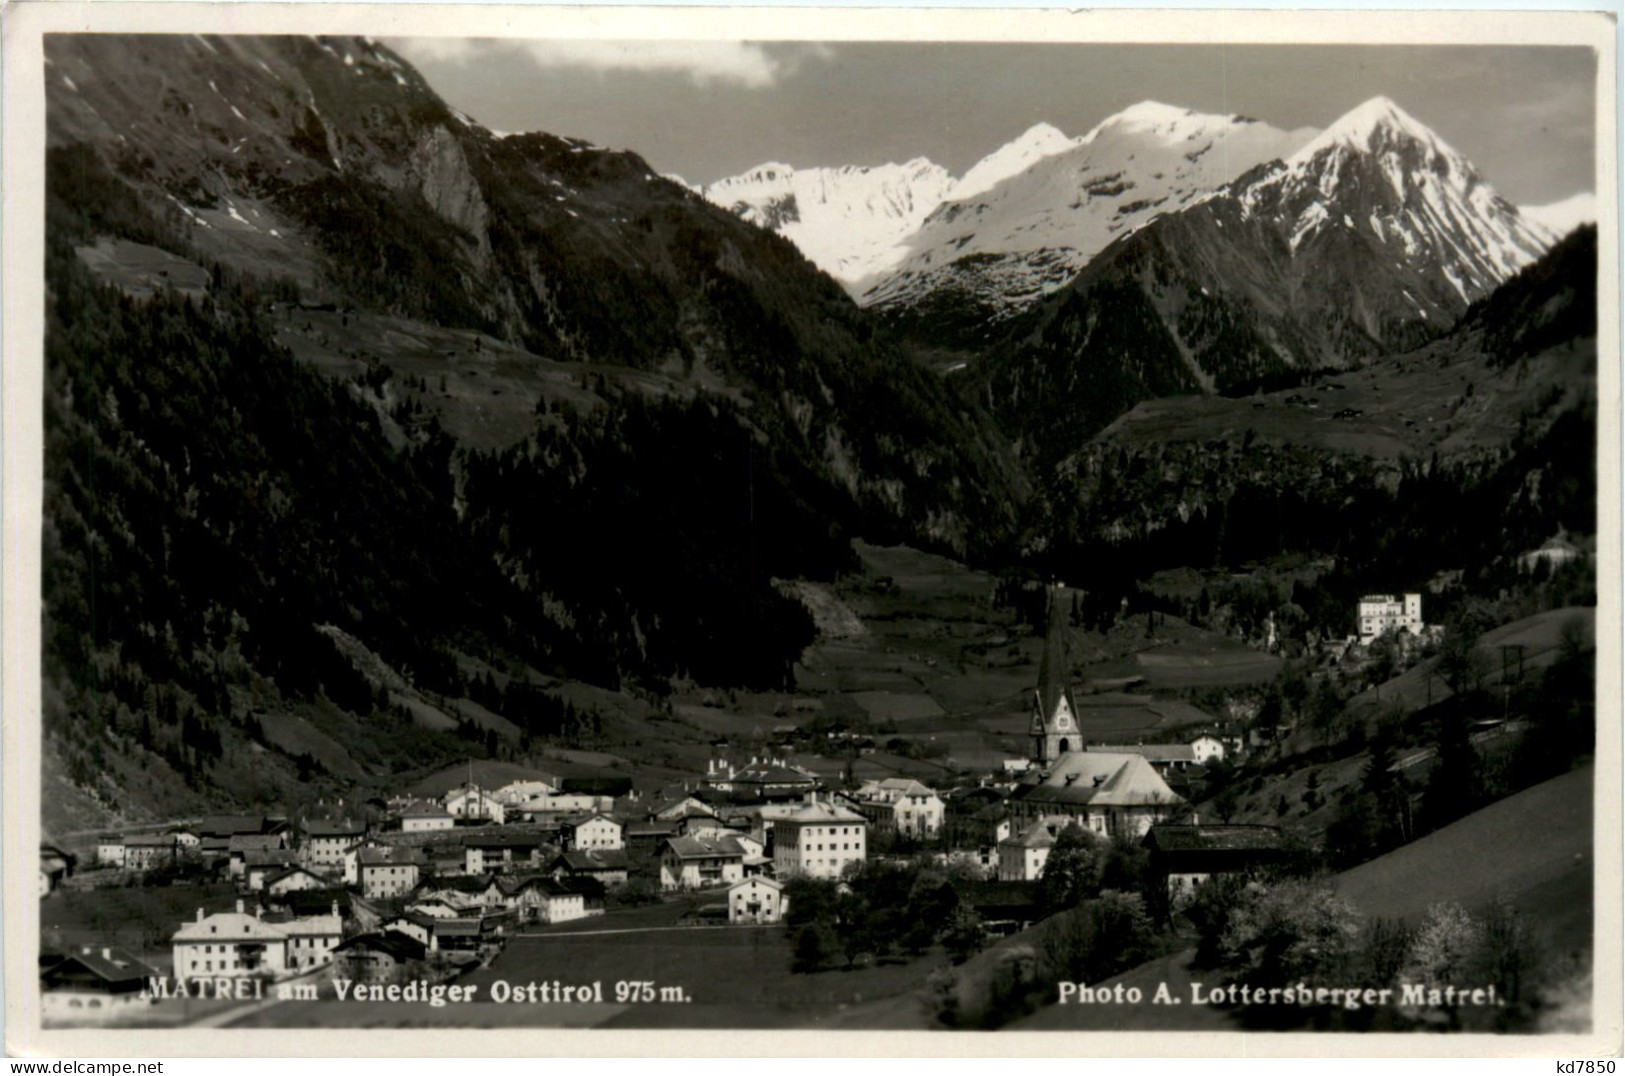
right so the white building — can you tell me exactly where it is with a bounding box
[95,838,125,869]
[998,819,1059,882]
[170,900,343,981]
[358,847,422,899]
[851,779,946,838]
[563,815,623,852]
[399,807,455,833]
[660,835,746,891]
[1189,735,1226,766]
[1357,593,1423,642]
[299,819,366,872]
[771,801,867,880]
[728,877,787,924]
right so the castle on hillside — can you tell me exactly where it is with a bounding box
[1357,592,1423,642]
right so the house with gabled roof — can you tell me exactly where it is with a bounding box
[998,819,1060,881]
[660,834,746,890]
[333,931,428,984]
[551,849,630,887]
[264,865,333,898]
[727,876,786,924]
[1142,823,1288,901]
[561,814,623,852]
[502,875,597,924]
[242,850,301,892]
[380,910,436,947]
[39,946,157,1024]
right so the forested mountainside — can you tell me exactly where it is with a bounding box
[42,34,1024,820]
[1013,227,1597,633]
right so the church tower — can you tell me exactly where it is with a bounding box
[1031,586,1079,764]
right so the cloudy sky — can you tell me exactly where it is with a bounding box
[389,39,1597,204]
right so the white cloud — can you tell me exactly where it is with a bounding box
[393,38,830,89]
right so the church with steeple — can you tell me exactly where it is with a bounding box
[1030,587,1079,764]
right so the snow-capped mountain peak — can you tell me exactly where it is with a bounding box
[860,101,1315,323]
[700,157,956,285]
[1522,191,1597,242]
[953,121,1079,201]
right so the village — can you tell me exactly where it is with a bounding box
[40,574,1588,1033]
[38,585,1300,1027]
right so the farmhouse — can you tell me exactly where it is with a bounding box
[503,876,597,924]
[1009,752,1184,838]
[39,947,157,1024]
[771,801,867,881]
[379,911,435,947]
[333,931,428,985]
[1142,823,1288,902]
[727,876,786,924]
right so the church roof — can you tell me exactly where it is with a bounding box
[1035,589,1073,724]
[1014,752,1184,808]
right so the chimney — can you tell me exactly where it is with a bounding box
[331,901,340,919]
[235,899,244,914]
[196,908,205,923]
[102,948,113,962]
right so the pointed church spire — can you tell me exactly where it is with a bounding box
[1032,585,1079,763]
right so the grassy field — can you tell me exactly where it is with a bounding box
[228,910,946,1028]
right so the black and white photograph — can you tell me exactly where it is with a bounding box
[3,2,1618,1054]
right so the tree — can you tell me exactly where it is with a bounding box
[1037,824,1102,913]
[1397,902,1485,1026]
[942,905,987,965]
[1218,879,1362,987]
[790,922,836,974]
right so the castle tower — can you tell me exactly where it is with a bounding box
[1031,587,1079,764]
